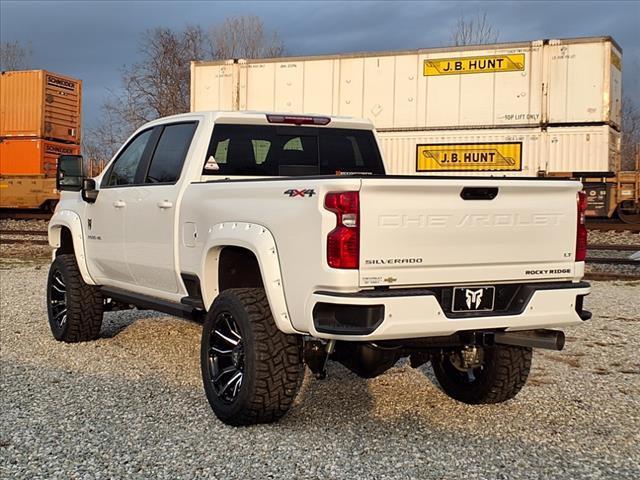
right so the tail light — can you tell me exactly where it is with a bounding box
[325,191,359,269]
[576,190,588,262]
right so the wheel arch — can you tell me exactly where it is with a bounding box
[199,222,297,334]
[48,210,96,285]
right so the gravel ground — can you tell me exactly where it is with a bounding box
[1,262,639,479]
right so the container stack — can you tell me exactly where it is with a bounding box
[191,36,622,178]
[0,70,82,209]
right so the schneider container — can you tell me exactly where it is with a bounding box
[0,138,80,177]
[191,36,622,132]
[0,70,82,143]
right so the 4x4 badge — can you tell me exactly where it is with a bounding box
[284,189,315,198]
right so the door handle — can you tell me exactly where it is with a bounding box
[113,200,126,208]
[157,200,173,209]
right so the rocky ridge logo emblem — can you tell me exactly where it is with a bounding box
[465,289,484,309]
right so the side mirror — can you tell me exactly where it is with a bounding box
[57,155,84,192]
[82,178,98,203]
[57,155,99,203]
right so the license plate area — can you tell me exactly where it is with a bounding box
[452,286,495,312]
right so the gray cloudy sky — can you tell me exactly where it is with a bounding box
[2,0,639,131]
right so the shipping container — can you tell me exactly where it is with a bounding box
[0,70,82,143]
[191,36,622,131]
[0,176,58,210]
[0,138,80,177]
[377,125,619,177]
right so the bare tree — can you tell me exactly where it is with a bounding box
[84,16,284,169]
[621,97,640,171]
[450,12,499,46]
[0,40,32,71]
[83,95,132,171]
[209,15,284,59]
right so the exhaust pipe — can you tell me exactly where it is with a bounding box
[494,329,565,351]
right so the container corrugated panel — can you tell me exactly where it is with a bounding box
[0,70,82,143]
[545,39,622,128]
[0,175,58,209]
[0,138,80,177]
[191,36,621,131]
[545,125,618,174]
[226,46,545,129]
[190,61,237,111]
[378,125,614,176]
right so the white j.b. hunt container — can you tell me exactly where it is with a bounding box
[379,124,620,177]
[191,36,622,176]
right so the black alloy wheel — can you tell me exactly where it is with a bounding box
[49,269,68,329]
[46,254,103,342]
[207,311,245,403]
[200,288,303,426]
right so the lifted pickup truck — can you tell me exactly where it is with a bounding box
[48,111,591,425]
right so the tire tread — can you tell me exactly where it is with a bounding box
[202,288,303,426]
[432,345,532,404]
[47,254,103,342]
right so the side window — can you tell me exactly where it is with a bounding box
[283,137,303,151]
[252,140,271,164]
[279,135,318,167]
[107,129,153,186]
[214,139,229,164]
[146,123,197,183]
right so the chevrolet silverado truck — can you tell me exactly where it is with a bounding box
[47,111,591,426]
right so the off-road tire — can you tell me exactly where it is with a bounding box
[200,288,303,426]
[46,254,104,342]
[432,345,532,404]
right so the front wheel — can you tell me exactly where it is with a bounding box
[432,344,532,404]
[46,254,104,342]
[200,288,303,426]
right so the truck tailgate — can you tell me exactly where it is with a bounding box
[359,178,580,287]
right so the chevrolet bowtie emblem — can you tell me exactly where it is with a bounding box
[384,277,397,283]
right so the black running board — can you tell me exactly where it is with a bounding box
[101,286,204,321]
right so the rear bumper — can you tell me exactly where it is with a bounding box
[309,281,591,341]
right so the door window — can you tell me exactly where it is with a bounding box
[146,122,198,183]
[106,129,154,186]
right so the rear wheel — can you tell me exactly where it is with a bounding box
[432,344,532,404]
[200,288,303,426]
[46,254,103,342]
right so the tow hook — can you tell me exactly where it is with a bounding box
[303,338,335,379]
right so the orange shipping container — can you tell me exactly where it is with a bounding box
[0,138,80,177]
[0,70,82,143]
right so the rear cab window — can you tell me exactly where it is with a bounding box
[203,124,385,176]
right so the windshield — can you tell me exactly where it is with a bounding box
[203,124,385,176]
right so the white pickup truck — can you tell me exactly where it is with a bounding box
[48,111,591,426]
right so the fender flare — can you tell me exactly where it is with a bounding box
[200,222,298,334]
[48,209,96,285]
